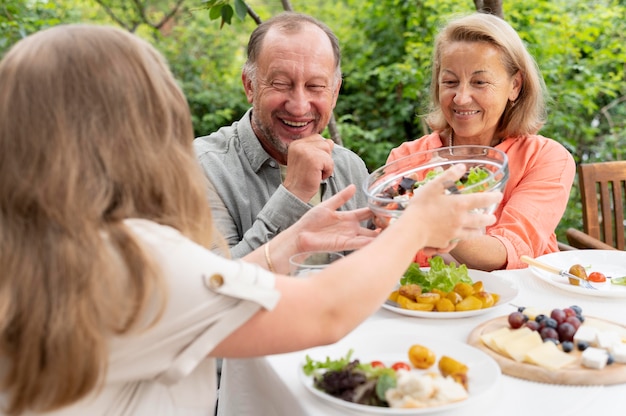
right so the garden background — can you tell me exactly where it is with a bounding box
[3,0,625,242]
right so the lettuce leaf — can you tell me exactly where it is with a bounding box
[411,166,491,191]
[461,166,492,192]
[400,257,471,292]
[303,349,355,376]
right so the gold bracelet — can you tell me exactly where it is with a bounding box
[264,241,275,272]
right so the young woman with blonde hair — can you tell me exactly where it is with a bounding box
[0,24,499,415]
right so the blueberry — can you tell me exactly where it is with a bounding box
[535,314,546,323]
[577,341,590,351]
[544,318,558,329]
[607,354,615,365]
[561,341,574,353]
[570,305,583,315]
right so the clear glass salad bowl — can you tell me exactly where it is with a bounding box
[364,145,509,228]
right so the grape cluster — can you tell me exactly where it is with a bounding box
[508,305,584,352]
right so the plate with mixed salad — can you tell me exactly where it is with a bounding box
[529,250,626,298]
[382,258,518,319]
[299,325,500,414]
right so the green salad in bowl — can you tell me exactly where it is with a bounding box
[364,145,509,228]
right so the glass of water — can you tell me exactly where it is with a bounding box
[288,251,345,277]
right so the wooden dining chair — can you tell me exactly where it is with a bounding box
[566,161,626,250]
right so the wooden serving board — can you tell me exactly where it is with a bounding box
[467,316,626,385]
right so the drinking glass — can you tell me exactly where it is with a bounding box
[288,251,345,277]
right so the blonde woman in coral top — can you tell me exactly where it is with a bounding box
[387,13,575,271]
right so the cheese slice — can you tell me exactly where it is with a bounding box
[524,341,576,371]
[521,307,548,321]
[502,330,544,362]
[480,327,512,351]
[491,327,533,356]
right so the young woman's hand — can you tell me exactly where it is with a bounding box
[401,164,501,250]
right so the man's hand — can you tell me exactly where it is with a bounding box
[283,135,335,202]
[294,185,378,253]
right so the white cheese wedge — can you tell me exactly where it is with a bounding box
[502,330,544,362]
[581,347,609,369]
[573,325,598,346]
[596,330,621,349]
[609,342,626,364]
[524,341,577,371]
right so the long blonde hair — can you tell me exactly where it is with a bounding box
[0,24,218,414]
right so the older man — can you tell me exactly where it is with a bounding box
[194,12,369,258]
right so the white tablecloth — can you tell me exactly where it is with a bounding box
[217,269,626,415]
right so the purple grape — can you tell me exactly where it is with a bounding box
[557,322,576,343]
[508,311,528,329]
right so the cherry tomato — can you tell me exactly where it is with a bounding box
[391,361,411,372]
[588,272,607,283]
[370,361,386,368]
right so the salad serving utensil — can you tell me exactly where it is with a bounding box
[520,255,597,290]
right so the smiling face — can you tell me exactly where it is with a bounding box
[438,41,522,146]
[243,23,340,164]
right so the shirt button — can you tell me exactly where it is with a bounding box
[269,160,277,168]
[205,273,224,289]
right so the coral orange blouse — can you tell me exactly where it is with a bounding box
[387,132,576,269]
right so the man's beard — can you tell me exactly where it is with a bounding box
[252,111,289,159]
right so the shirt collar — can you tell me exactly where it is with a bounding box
[238,108,275,173]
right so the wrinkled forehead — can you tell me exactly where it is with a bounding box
[257,25,336,76]
[262,23,336,63]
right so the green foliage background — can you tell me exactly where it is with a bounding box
[2,0,625,241]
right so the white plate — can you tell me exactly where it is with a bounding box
[529,250,626,298]
[299,322,501,415]
[381,269,518,319]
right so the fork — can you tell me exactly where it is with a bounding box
[520,255,598,290]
